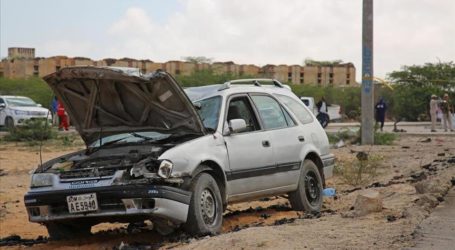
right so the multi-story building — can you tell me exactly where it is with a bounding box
[0,48,356,86]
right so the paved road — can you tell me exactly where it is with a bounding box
[411,187,455,249]
[326,121,455,136]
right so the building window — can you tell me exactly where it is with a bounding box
[55,66,61,71]
[175,69,181,75]
[346,79,350,85]
[33,65,39,71]
[300,72,304,77]
[317,73,322,78]
[347,73,350,79]
[300,79,304,84]
[329,73,334,78]
[329,79,333,85]
[317,79,322,85]
[288,72,292,77]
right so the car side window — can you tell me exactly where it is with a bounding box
[0,98,4,105]
[250,95,290,130]
[275,94,314,124]
[226,96,260,132]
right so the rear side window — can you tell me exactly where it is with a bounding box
[251,95,293,129]
[275,94,314,124]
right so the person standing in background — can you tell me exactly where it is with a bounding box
[429,94,438,132]
[440,93,454,132]
[375,97,387,131]
[57,99,69,131]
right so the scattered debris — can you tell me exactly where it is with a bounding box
[386,215,397,222]
[260,213,271,219]
[437,153,445,157]
[402,146,410,149]
[419,138,431,143]
[0,235,48,247]
[410,171,427,182]
[334,139,346,148]
[274,218,296,225]
[356,151,368,161]
[0,169,6,177]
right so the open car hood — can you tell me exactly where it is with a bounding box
[44,67,205,145]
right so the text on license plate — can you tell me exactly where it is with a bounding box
[66,193,98,213]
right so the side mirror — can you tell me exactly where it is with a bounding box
[228,119,247,134]
[0,103,5,109]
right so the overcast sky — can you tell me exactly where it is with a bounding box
[1,0,454,79]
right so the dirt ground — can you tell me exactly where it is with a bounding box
[0,134,454,249]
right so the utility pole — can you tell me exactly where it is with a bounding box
[361,0,374,144]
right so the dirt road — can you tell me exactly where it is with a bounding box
[0,134,454,249]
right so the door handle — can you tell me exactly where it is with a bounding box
[262,140,270,147]
[298,136,305,142]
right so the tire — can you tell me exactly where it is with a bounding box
[45,222,91,240]
[5,117,14,129]
[288,160,323,213]
[183,172,223,236]
[316,113,329,128]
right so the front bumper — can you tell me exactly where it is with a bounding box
[24,184,191,224]
[321,153,335,179]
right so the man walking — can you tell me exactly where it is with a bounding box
[375,97,387,131]
[429,94,438,132]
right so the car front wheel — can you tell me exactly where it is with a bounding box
[288,159,323,213]
[183,172,223,236]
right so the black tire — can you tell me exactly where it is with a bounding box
[5,117,14,129]
[288,160,323,213]
[316,113,329,128]
[45,222,92,240]
[183,172,223,236]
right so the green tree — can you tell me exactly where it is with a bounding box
[387,61,455,121]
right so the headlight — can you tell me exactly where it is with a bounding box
[14,110,29,115]
[158,160,173,178]
[31,174,54,188]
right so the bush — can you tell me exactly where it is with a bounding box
[335,153,383,187]
[4,120,56,141]
[374,132,397,145]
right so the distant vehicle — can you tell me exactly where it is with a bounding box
[0,95,52,128]
[300,97,341,127]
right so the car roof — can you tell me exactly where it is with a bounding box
[185,79,293,101]
[0,95,31,99]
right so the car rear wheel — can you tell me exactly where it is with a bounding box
[5,117,14,129]
[288,159,323,213]
[45,222,92,240]
[183,172,223,236]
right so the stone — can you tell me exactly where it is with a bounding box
[352,190,383,216]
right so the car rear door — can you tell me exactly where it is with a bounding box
[249,94,302,188]
[223,94,276,196]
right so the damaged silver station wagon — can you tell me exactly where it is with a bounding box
[24,66,334,239]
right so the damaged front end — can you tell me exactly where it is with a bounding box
[25,144,192,225]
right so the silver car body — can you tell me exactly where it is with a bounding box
[24,67,334,227]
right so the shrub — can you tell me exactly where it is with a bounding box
[4,120,56,141]
[374,132,397,145]
[335,153,383,187]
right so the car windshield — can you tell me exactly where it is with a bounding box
[5,97,37,107]
[89,131,172,148]
[194,96,221,131]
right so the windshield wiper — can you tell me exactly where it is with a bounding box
[88,136,130,154]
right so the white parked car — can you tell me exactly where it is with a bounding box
[0,95,52,128]
[24,67,334,239]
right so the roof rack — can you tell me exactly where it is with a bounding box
[218,78,286,91]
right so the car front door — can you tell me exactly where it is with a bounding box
[223,94,275,197]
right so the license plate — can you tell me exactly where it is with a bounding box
[66,193,98,213]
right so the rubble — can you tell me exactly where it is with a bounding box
[0,235,48,247]
[343,190,383,217]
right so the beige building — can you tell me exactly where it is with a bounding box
[8,47,35,59]
[0,48,356,86]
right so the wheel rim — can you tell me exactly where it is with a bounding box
[200,188,216,225]
[304,170,320,205]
